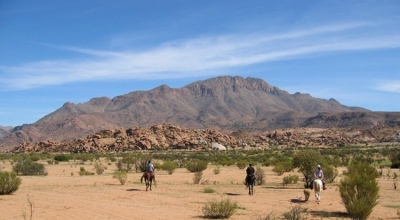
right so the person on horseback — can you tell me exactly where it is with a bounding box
[141,160,155,182]
[245,163,255,183]
[314,165,326,190]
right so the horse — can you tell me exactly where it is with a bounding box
[143,171,154,191]
[313,179,323,204]
[246,174,256,195]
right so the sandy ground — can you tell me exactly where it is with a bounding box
[0,160,399,220]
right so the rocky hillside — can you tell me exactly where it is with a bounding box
[0,126,13,139]
[1,76,400,150]
[9,124,400,153]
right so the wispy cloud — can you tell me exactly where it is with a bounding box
[1,23,399,91]
[375,80,400,93]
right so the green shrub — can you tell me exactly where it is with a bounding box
[29,154,40,162]
[0,171,22,195]
[161,161,177,175]
[78,167,94,176]
[202,198,238,219]
[193,171,203,184]
[213,166,221,174]
[282,175,299,186]
[203,187,216,193]
[236,161,247,169]
[339,162,379,220]
[47,159,54,164]
[113,171,128,185]
[323,165,338,183]
[54,154,69,162]
[186,160,208,173]
[12,158,47,176]
[272,164,286,176]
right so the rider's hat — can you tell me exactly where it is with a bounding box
[317,165,321,168]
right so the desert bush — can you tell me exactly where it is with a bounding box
[339,162,379,220]
[193,171,203,184]
[13,157,47,176]
[0,171,22,195]
[282,175,299,186]
[213,166,221,174]
[283,205,306,220]
[115,159,125,171]
[93,160,106,175]
[47,159,54,164]
[29,154,40,162]
[113,171,128,185]
[202,198,238,219]
[236,160,247,169]
[255,166,266,185]
[257,212,275,220]
[186,160,208,173]
[54,154,69,162]
[323,165,338,183]
[161,160,177,175]
[78,167,94,176]
[203,187,215,193]
[272,164,286,176]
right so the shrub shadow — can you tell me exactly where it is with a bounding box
[223,193,241,196]
[309,210,349,218]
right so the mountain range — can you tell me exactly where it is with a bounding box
[1,76,399,150]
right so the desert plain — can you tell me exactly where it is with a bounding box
[0,160,399,220]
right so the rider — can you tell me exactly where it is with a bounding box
[245,163,255,183]
[314,165,326,190]
[141,160,155,182]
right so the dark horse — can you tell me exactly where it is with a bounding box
[246,174,256,195]
[143,171,154,191]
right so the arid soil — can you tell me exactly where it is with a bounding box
[1,161,399,220]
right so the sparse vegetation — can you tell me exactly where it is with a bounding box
[78,167,94,176]
[282,175,299,186]
[13,157,47,176]
[213,166,221,174]
[93,160,106,175]
[186,160,208,173]
[236,160,247,169]
[193,171,203,184]
[54,154,69,162]
[161,160,177,175]
[202,198,238,219]
[113,170,128,185]
[0,171,21,195]
[202,187,215,193]
[339,162,379,220]
[283,205,306,220]
[255,166,265,185]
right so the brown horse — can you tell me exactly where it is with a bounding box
[144,171,154,191]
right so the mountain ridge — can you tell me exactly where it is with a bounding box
[1,75,398,150]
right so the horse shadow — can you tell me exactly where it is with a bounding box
[126,188,141,192]
[290,198,307,203]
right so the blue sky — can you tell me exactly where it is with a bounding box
[1,1,399,127]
